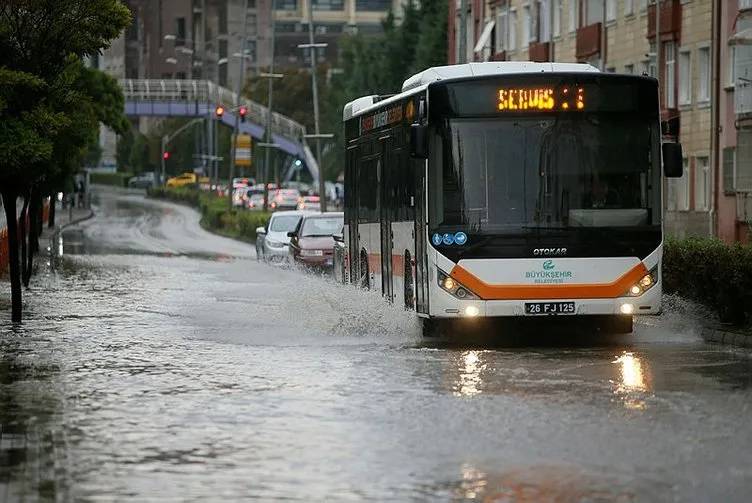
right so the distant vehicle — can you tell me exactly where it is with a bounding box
[247,193,265,210]
[288,213,344,270]
[128,172,157,189]
[269,189,301,211]
[232,187,248,207]
[233,177,255,188]
[166,173,209,188]
[297,195,321,211]
[255,211,307,263]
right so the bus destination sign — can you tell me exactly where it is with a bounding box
[497,86,585,112]
[360,105,403,134]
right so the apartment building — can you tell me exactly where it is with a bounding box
[447,0,746,241]
[273,0,401,69]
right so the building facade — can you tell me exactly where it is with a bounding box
[448,0,750,243]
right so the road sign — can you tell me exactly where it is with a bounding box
[235,133,252,167]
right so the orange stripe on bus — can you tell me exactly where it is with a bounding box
[449,263,649,300]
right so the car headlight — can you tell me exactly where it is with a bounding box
[437,269,479,300]
[624,266,658,297]
[266,239,285,248]
[300,249,324,257]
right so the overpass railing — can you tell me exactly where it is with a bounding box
[120,79,307,141]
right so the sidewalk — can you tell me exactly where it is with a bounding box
[701,324,752,348]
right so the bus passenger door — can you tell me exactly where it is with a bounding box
[377,152,393,301]
[414,159,428,314]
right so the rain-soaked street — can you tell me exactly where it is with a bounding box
[2,187,752,502]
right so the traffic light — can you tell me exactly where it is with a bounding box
[215,105,225,118]
[162,151,170,161]
[239,106,247,123]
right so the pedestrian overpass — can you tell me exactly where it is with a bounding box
[120,79,321,182]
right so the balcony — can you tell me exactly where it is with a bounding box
[576,23,601,61]
[528,42,550,62]
[735,82,752,116]
[647,0,682,40]
[491,50,507,62]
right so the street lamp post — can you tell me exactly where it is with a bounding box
[227,0,251,211]
[261,0,280,213]
[299,1,332,212]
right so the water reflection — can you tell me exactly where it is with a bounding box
[453,351,486,397]
[612,352,651,410]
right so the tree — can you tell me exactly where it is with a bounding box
[0,0,131,322]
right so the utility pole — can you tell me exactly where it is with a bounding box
[299,0,332,212]
[228,0,251,211]
[549,0,555,61]
[601,0,606,70]
[656,0,662,107]
[459,0,468,63]
[261,0,281,212]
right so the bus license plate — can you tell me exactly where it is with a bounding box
[524,302,576,315]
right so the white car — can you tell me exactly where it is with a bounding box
[255,210,309,263]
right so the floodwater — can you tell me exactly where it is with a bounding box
[2,187,752,501]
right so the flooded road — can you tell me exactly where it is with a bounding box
[2,187,752,501]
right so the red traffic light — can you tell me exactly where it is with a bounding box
[215,105,225,118]
[239,106,247,117]
[162,151,170,160]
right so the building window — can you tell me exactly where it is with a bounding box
[694,156,711,211]
[553,0,561,37]
[624,63,634,74]
[606,0,616,22]
[640,0,648,12]
[509,9,517,51]
[723,147,736,195]
[679,49,691,105]
[355,0,390,11]
[568,0,578,33]
[698,46,710,102]
[625,0,634,16]
[276,0,299,10]
[175,17,186,46]
[586,0,603,25]
[728,45,736,88]
[665,41,676,108]
[668,158,690,211]
[523,4,532,47]
[496,9,508,53]
[313,0,344,10]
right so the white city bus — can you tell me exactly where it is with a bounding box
[340,62,683,336]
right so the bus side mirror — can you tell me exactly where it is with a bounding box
[410,123,428,159]
[662,143,683,178]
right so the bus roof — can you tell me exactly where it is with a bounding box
[343,61,600,122]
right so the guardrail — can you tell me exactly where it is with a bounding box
[119,79,308,141]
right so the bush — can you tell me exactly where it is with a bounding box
[148,186,271,241]
[90,172,134,187]
[664,238,752,326]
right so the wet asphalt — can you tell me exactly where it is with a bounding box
[1,186,752,502]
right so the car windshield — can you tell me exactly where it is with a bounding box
[269,215,301,232]
[301,217,342,237]
[429,114,661,234]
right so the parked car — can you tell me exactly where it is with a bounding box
[297,195,321,211]
[128,172,157,189]
[287,213,344,270]
[269,189,301,211]
[166,172,209,188]
[255,211,308,263]
[247,193,266,210]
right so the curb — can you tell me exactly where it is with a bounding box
[701,326,752,348]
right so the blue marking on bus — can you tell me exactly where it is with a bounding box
[454,232,468,245]
[442,233,454,245]
[432,233,443,246]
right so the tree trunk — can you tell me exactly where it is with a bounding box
[48,192,56,228]
[2,191,23,323]
[19,194,29,288]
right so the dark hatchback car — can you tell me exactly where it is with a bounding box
[288,212,344,270]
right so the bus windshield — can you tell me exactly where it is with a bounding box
[428,113,661,234]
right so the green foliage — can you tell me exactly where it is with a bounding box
[663,238,752,326]
[90,172,133,187]
[148,186,271,241]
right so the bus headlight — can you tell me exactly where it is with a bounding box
[624,267,658,297]
[437,269,479,300]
